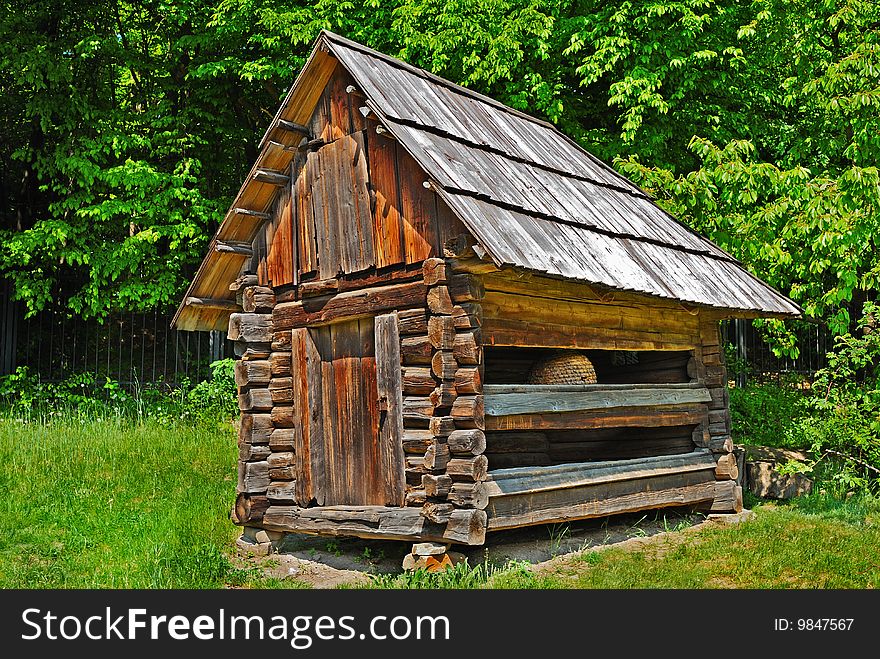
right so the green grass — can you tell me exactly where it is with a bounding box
[0,416,263,588]
[3,415,879,589]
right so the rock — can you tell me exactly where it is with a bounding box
[402,551,455,571]
[412,542,449,557]
[255,529,285,544]
[745,445,809,463]
[235,535,271,557]
[747,461,813,499]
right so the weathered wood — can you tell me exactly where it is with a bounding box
[446,455,488,482]
[215,240,254,256]
[452,303,483,330]
[232,493,269,525]
[269,466,296,480]
[242,286,276,313]
[422,258,448,286]
[715,452,739,480]
[234,360,271,387]
[185,297,239,312]
[400,335,433,365]
[271,331,291,352]
[421,502,454,524]
[451,395,484,429]
[403,429,434,454]
[486,405,708,431]
[448,274,484,303]
[270,405,294,428]
[402,367,436,395]
[277,118,311,135]
[375,313,407,506]
[431,351,457,380]
[423,441,451,471]
[291,328,324,505]
[428,315,456,349]
[709,480,743,513]
[230,273,259,292]
[299,278,339,298]
[485,452,715,495]
[709,437,734,454]
[262,505,487,545]
[253,167,290,185]
[273,281,427,329]
[268,451,295,468]
[270,351,291,377]
[447,482,489,509]
[238,388,273,411]
[239,413,273,444]
[237,461,270,494]
[452,331,481,365]
[228,313,273,343]
[429,416,456,437]
[269,387,293,404]
[403,396,434,427]
[430,383,457,408]
[234,342,272,361]
[240,444,271,462]
[484,386,712,417]
[269,428,296,451]
[397,309,429,335]
[267,481,297,503]
[422,473,454,498]
[487,478,717,530]
[427,286,454,314]
[446,429,486,455]
[453,367,482,395]
[405,489,427,506]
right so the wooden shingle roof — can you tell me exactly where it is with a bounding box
[326,32,799,317]
[173,31,799,331]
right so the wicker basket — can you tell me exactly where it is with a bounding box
[527,351,597,385]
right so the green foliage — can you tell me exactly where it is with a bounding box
[729,381,808,449]
[0,358,237,424]
[793,303,880,492]
[367,558,538,589]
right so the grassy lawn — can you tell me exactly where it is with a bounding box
[0,416,249,588]
[2,416,878,589]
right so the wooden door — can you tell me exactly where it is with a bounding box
[290,313,405,507]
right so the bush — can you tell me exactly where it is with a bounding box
[791,305,880,494]
[0,358,237,425]
[729,382,809,449]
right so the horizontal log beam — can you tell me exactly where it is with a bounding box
[273,281,428,329]
[214,240,254,257]
[185,296,239,312]
[484,451,716,498]
[486,405,709,432]
[487,480,717,531]
[484,386,712,417]
[262,505,487,545]
[253,168,290,185]
[277,118,312,135]
[232,208,270,220]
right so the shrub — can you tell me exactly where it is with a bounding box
[0,358,237,425]
[729,381,809,449]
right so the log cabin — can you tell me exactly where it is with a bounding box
[172,31,800,548]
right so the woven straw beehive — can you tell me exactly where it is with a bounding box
[527,351,597,385]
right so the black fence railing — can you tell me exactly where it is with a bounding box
[721,318,831,385]
[0,281,230,388]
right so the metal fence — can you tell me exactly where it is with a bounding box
[721,318,832,384]
[0,280,230,388]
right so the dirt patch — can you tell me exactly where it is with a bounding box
[234,507,754,588]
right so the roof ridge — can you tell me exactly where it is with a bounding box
[320,30,559,131]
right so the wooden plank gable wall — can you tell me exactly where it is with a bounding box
[253,64,466,293]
